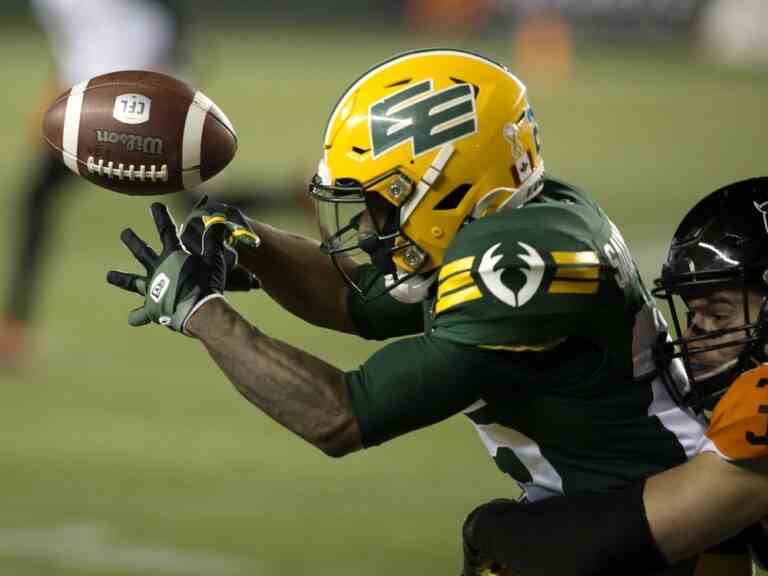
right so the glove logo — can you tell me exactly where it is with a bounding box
[369,79,477,159]
[478,242,544,307]
[149,273,171,304]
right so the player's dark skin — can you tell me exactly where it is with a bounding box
[185,210,388,457]
[187,298,360,456]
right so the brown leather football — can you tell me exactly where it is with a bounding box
[42,70,237,195]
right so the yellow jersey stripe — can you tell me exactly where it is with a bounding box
[435,285,482,316]
[554,266,600,280]
[438,271,475,298]
[551,251,600,265]
[549,280,599,294]
[479,337,567,352]
[439,256,475,281]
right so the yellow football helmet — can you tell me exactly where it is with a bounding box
[310,48,544,300]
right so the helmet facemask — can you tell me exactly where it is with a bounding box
[310,165,430,300]
[651,177,768,414]
[653,269,768,412]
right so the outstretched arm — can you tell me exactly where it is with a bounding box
[180,198,360,334]
[187,297,362,457]
[180,198,425,340]
[107,202,429,457]
[186,297,480,456]
[239,221,358,333]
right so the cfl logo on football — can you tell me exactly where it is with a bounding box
[113,93,152,125]
[150,273,171,303]
[95,130,164,155]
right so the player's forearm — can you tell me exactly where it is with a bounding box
[644,452,768,562]
[237,221,358,334]
[187,297,363,457]
[463,481,672,575]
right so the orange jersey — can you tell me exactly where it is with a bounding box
[702,364,768,462]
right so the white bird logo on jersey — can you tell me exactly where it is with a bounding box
[479,242,544,307]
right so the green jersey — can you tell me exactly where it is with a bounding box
[346,178,705,499]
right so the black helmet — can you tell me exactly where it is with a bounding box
[653,177,768,412]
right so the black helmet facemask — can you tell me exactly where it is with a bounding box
[653,177,768,413]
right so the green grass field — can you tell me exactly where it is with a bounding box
[0,17,767,575]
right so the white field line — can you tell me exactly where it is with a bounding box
[0,522,256,575]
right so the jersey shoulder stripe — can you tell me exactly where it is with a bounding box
[430,179,645,346]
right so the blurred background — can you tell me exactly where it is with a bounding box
[0,1,766,574]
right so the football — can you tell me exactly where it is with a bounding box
[42,70,237,195]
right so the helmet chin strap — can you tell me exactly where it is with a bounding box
[385,269,437,304]
[400,144,455,226]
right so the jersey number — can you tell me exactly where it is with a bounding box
[746,378,768,446]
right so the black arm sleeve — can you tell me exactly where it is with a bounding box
[346,335,481,447]
[464,480,673,576]
[747,522,768,569]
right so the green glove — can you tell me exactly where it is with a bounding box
[107,203,228,334]
[180,195,261,291]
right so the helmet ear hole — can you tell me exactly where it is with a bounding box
[336,177,362,188]
[434,183,472,211]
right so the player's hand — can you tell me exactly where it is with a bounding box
[180,195,260,291]
[107,203,228,334]
[749,518,768,569]
[462,511,495,576]
[462,503,514,576]
[463,543,503,576]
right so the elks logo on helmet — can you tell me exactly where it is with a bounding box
[369,79,478,159]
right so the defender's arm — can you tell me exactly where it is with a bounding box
[644,452,768,562]
[463,453,768,575]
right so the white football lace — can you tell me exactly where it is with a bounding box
[86,157,169,182]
